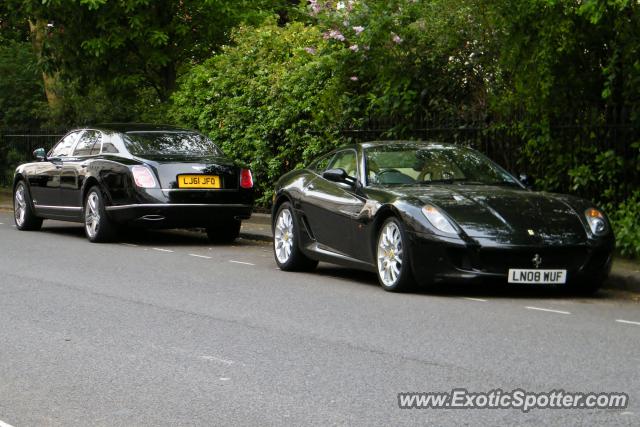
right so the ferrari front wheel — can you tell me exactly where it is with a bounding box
[376,217,415,292]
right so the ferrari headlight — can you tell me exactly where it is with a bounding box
[585,208,607,236]
[422,204,456,234]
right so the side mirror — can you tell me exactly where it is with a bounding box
[322,168,349,183]
[33,148,47,161]
[518,173,535,189]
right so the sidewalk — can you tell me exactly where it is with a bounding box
[1,192,638,293]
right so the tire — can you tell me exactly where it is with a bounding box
[84,186,117,243]
[13,181,43,231]
[206,220,241,243]
[375,217,415,292]
[273,202,318,271]
[571,279,602,296]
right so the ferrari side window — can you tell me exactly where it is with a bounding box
[312,154,332,173]
[328,150,357,177]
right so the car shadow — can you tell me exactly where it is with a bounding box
[39,222,264,247]
[312,263,612,300]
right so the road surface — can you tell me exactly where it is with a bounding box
[0,212,638,426]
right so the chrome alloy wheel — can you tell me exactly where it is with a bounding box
[85,192,100,239]
[274,208,294,264]
[377,221,404,287]
[14,183,27,227]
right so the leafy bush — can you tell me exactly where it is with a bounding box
[171,20,349,204]
[608,191,640,259]
[0,148,27,187]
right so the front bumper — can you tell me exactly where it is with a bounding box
[105,203,253,228]
[408,231,614,286]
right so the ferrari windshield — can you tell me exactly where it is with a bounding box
[365,144,520,186]
[123,131,224,157]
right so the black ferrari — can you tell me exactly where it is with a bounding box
[13,124,254,242]
[271,141,614,292]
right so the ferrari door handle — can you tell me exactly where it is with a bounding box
[307,184,315,190]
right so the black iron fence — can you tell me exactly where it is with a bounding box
[342,119,639,204]
[0,129,66,186]
[1,123,638,203]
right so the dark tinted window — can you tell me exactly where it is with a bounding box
[123,131,223,157]
[311,154,332,173]
[327,150,357,177]
[73,131,102,156]
[50,131,82,158]
[365,144,519,186]
[101,142,119,154]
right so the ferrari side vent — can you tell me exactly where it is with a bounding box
[300,215,316,240]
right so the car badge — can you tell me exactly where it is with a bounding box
[527,229,535,236]
[532,254,542,268]
[192,166,206,171]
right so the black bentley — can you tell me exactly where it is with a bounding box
[13,124,254,242]
[271,141,614,292]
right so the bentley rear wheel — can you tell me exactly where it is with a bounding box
[273,202,318,271]
[84,186,117,243]
[376,217,415,292]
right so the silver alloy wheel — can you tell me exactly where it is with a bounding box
[274,208,294,264]
[85,192,100,239]
[14,183,26,227]
[377,221,404,287]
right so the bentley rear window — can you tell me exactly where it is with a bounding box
[123,131,223,157]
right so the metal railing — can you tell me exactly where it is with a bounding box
[0,129,65,186]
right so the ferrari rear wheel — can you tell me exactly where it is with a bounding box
[376,217,415,292]
[13,181,43,231]
[273,202,318,271]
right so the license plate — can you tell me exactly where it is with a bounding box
[178,175,220,189]
[508,269,567,284]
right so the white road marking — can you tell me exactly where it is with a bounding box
[616,319,640,326]
[121,243,138,247]
[526,306,571,315]
[189,254,212,259]
[200,355,234,365]
[0,222,4,225]
[229,260,255,266]
[152,248,174,253]
[0,419,16,427]
[463,297,488,302]
[219,377,231,381]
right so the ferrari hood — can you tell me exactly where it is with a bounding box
[399,185,588,244]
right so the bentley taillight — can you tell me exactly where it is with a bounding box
[240,168,253,189]
[132,165,157,188]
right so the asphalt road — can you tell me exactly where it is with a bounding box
[0,211,638,426]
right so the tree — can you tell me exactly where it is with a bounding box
[1,0,300,124]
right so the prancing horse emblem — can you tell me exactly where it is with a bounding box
[532,254,542,269]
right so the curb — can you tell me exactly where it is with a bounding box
[239,231,272,243]
[605,271,640,294]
